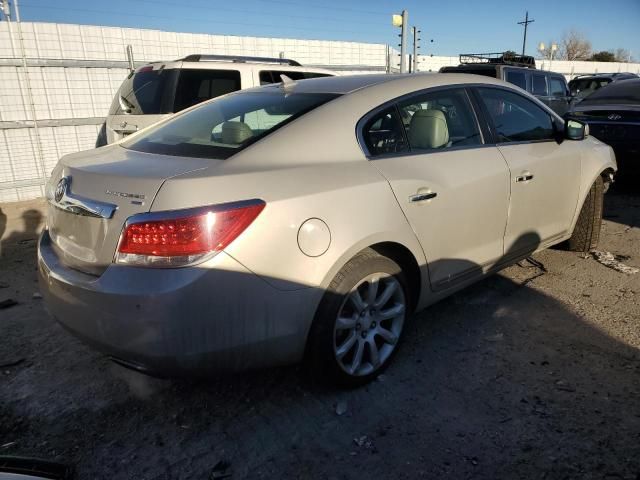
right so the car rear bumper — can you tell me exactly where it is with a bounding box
[38,229,319,376]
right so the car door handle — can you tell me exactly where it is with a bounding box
[409,192,437,202]
[515,173,534,182]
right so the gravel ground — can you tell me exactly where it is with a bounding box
[1,189,639,480]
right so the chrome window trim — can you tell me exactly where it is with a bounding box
[356,83,489,160]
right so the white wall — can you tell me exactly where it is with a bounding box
[0,22,392,202]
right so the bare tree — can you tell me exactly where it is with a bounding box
[615,48,632,62]
[559,30,592,60]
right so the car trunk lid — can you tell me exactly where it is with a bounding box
[46,145,214,275]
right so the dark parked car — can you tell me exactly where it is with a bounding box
[566,78,640,178]
[568,72,638,102]
[440,53,571,116]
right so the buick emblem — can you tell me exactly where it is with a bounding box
[120,121,128,128]
[54,177,69,203]
[608,113,622,121]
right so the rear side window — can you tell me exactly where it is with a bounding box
[549,77,567,96]
[397,88,481,150]
[531,74,548,96]
[505,70,527,90]
[123,91,339,159]
[173,69,241,112]
[477,87,554,143]
[259,70,332,85]
[109,68,178,115]
[362,107,408,156]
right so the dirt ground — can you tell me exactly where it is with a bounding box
[1,188,639,480]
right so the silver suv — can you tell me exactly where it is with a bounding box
[97,54,335,146]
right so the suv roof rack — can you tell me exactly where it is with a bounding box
[179,54,302,66]
[459,52,536,69]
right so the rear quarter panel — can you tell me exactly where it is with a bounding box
[152,161,427,295]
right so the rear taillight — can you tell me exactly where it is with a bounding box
[115,200,265,267]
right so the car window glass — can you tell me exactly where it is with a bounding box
[549,77,566,96]
[259,70,332,85]
[362,107,408,156]
[397,88,481,151]
[173,69,241,112]
[531,74,548,95]
[124,91,338,159]
[506,70,527,90]
[109,68,178,115]
[477,87,554,143]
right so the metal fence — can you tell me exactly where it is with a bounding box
[0,21,393,202]
[2,21,639,203]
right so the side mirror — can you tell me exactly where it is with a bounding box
[565,119,588,141]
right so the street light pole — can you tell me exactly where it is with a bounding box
[399,10,408,73]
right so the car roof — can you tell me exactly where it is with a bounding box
[256,72,510,95]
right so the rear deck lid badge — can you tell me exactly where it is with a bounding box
[54,176,69,202]
[105,190,146,200]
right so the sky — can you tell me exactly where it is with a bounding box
[10,0,640,57]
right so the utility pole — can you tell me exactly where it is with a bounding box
[517,11,534,56]
[392,10,409,73]
[412,27,421,73]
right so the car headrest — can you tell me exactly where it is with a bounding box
[408,109,449,149]
[221,121,253,144]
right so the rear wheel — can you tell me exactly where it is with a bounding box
[306,249,409,387]
[567,176,604,252]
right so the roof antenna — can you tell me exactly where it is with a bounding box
[279,74,297,94]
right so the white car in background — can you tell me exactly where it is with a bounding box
[97,54,335,145]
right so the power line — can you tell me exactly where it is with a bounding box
[19,2,388,39]
[117,0,386,26]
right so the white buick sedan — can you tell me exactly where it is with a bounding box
[39,73,616,386]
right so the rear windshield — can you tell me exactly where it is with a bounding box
[568,77,612,96]
[123,90,339,159]
[109,68,178,115]
[110,68,242,115]
[578,79,640,106]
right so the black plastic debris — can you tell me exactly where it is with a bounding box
[0,456,74,479]
[210,459,232,479]
[0,299,18,310]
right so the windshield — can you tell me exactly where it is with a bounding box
[123,90,339,159]
[578,79,640,106]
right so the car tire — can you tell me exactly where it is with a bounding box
[567,176,604,252]
[306,249,410,387]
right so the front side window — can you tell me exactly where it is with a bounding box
[173,69,241,112]
[477,87,554,143]
[549,77,567,97]
[506,70,527,90]
[531,74,548,96]
[259,70,332,85]
[124,90,339,159]
[397,88,482,151]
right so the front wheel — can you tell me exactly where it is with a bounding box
[567,175,604,252]
[306,249,410,387]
